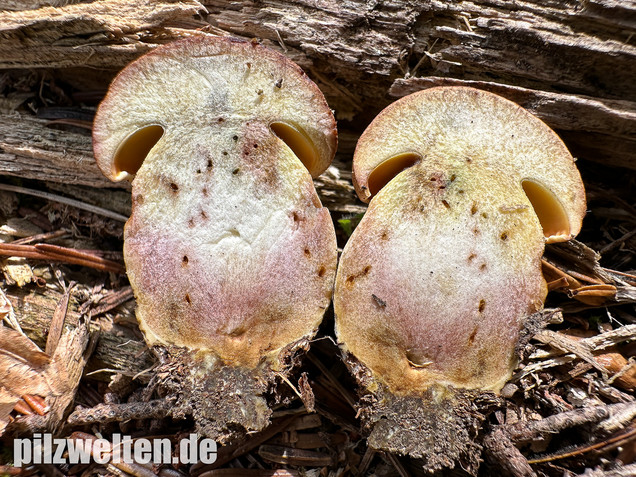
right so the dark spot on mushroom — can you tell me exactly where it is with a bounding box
[500,232,509,241]
[201,210,208,220]
[482,212,488,219]
[170,182,179,192]
[246,62,252,68]
[253,143,258,148]
[182,255,189,266]
[480,263,487,271]
[217,117,225,123]
[133,194,144,205]
[318,266,326,277]
[257,88,263,95]
[207,159,213,169]
[441,199,450,209]
[196,169,202,174]
[188,218,195,228]
[468,253,476,262]
[450,174,457,182]
[473,228,480,235]
[478,299,486,313]
[185,293,192,305]
[232,168,240,175]
[222,151,228,156]
[468,326,478,345]
[346,266,372,287]
[202,187,208,196]
[372,294,386,308]
[304,248,311,257]
[471,203,478,215]
[381,231,389,240]
[458,189,465,194]
[233,135,238,141]
[275,78,283,88]
[466,158,472,163]
[292,212,301,222]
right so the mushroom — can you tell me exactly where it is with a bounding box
[93,36,338,437]
[333,86,586,467]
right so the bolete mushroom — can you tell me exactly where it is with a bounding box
[93,36,338,438]
[334,86,586,469]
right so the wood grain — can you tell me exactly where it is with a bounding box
[0,0,634,168]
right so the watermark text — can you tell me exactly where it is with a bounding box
[13,433,216,466]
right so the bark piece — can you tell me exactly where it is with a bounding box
[3,315,99,435]
[0,112,118,189]
[0,0,207,69]
[5,286,154,379]
[483,428,536,477]
[67,399,171,426]
[3,1,633,168]
[0,326,56,435]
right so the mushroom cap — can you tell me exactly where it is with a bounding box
[335,87,586,394]
[93,36,338,368]
[94,37,337,182]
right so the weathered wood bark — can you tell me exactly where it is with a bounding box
[0,0,635,170]
[5,286,155,379]
[0,0,207,68]
[0,113,115,189]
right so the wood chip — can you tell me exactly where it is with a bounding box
[199,470,299,477]
[45,281,75,355]
[533,329,609,378]
[583,324,636,352]
[258,444,333,466]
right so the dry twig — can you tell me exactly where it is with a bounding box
[0,243,125,273]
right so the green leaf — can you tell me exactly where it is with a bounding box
[338,213,365,237]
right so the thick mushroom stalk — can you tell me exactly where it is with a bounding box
[336,87,585,394]
[93,37,337,376]
[333,87,586,469]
